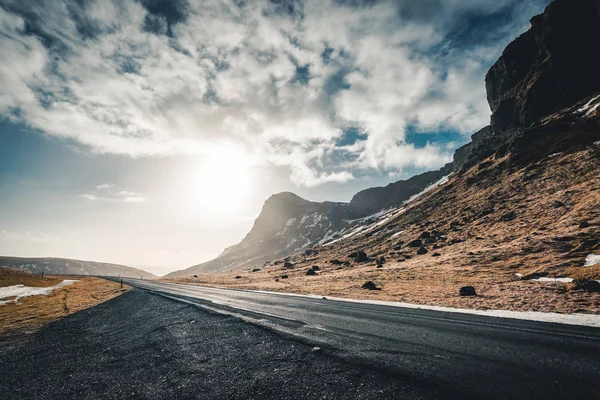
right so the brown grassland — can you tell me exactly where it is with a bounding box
[0,268,128,341]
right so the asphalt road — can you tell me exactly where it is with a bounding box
[2,279,600,399]
[116,278,600,400]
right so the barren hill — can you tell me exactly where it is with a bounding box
[0,256,157,279]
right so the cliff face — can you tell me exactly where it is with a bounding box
[486,0,600,130]
[457,0,600,171]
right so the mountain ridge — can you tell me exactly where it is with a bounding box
[0,256,158,279]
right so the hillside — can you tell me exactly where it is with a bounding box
[165,0,600,313]
[0,256,157,279]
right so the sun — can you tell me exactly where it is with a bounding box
[189,145,255,216]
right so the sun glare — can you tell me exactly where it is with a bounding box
[189,146,255,216]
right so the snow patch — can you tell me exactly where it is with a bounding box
[533,277,573,283]
[390,230,404,239]
[0,280,78,305]
[584,254,600,267]
[576,95,600,117]
[285,217,296,227]
[405,174,451,205]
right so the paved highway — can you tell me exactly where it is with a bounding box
[114,278,600,400]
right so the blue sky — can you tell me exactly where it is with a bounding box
[0,0,550,274]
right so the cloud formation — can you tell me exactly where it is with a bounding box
[0,0,548,186]
[81,184,147,203]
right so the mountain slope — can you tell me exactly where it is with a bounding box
[165,0,600,314]
[0,256,157,279]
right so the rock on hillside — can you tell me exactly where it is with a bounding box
[0,256,157,279]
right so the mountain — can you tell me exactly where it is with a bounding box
[167,0,600,280]
[165,172,457,278]
[0,256,158,279]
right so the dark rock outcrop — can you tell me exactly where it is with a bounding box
[362,281,379,290]
[407,239,423,248]
[569,278,600,293]
[486,0,600,130]
[459,286,477,297]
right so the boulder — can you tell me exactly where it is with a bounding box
[362,281,379,290]
[235,275,242,279]
[306,268,316,276]
[580,221,591,229]
[459,286,477,296]
[281,274,289,279]
[553,200,565,208]
[568,278,600,293]
[312,265,320,271]
[251,268,261,272]
[355,250,369,263]
[193,274,198,278]
[283,261,294,268]
[432,253,441,257]
[407,239,423,247]
[376,259,384,267]
[417,246,429,255]
[419,231,431,239]
[330,259,343,265]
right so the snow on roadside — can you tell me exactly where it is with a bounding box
[533,277,573,283]
[0,280,78,305]
[249,289,600,328]
[584,254,600,267]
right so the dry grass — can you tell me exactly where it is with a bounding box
[0,267,61,288]
[0,274,128,340]
[167,146,600,314]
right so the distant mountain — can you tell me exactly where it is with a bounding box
[165,193,358,276]
[167,0,600,279]
[0,256,157,279]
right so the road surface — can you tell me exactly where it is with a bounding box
[111,278,600,399]
[2,278,600,399]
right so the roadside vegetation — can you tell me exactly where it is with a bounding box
[0,268,128,342]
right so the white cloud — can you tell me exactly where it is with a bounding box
[80,184,147,203]
[0,0,549,186]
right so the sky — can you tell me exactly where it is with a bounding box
[0,0,551,275]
